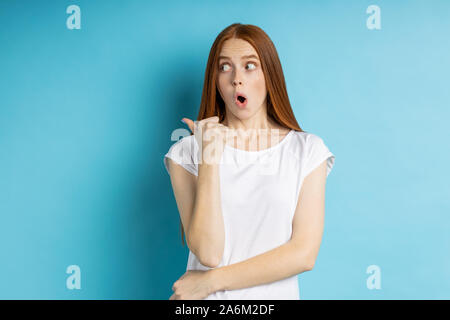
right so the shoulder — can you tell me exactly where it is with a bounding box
[288,131,327,157]
[164,134,199,176]
[291,130,324,144]
[167,133,196,151]
[289,130,335,178]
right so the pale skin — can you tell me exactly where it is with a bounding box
[167,38,328,300]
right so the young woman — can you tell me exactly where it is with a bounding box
[164,23,335,300]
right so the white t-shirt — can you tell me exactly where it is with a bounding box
[163,129,335,300]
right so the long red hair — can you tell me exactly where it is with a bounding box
[179,23,304,245]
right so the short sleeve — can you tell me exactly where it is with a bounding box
[163,135,199,177]
[302,134,335,179]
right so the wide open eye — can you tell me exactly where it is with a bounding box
[220,63,230,71]
[246,62,257,70]
[219,61,257,72]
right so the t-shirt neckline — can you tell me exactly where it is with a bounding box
[224,129,295,154]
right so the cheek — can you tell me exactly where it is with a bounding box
[217,76,228,98]
[217,75,237,103]
[251,71,266,97]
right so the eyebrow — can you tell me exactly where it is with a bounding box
[218,54,260,61]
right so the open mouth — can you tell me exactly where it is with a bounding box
[234,92,248,107]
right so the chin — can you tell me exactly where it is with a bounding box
[233,108,252,118]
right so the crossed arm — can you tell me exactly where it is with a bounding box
[208,160,328,293]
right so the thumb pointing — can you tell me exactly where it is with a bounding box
[181,118,195,133]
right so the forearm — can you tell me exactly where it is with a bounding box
[188,163,225,267]
[209,241,313,292]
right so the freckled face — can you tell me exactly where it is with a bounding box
[216,38,267,119]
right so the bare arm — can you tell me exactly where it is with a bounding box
[167,158,225,268]
[168,116,227,268]
[208,160,328,292]
[188,162,225,268]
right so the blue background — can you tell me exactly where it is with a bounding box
[0,0,449,299]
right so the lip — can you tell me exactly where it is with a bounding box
[234,92,248,108]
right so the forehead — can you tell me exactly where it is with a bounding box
[219,38,259,60]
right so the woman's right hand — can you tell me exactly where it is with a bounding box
[181,116,232,165]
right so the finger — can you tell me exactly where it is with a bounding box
[216,123,235,138]
[169,293,175,300]
[181,118,195,133]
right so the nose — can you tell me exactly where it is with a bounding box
[232,79,242,86]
